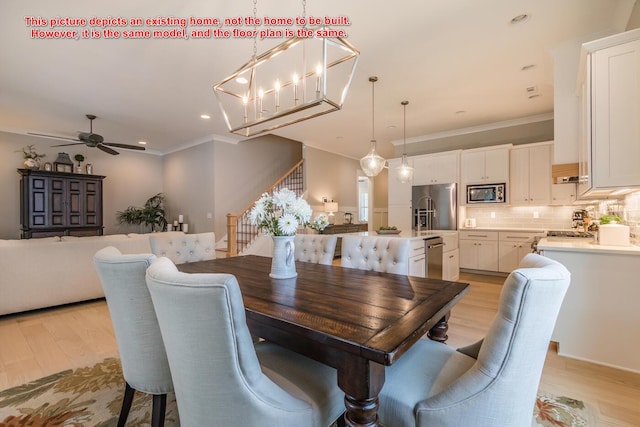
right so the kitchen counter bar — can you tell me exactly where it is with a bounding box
[538,238,640,255]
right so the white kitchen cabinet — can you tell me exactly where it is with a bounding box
[578,29,640,197]
[443,248,459,281]
[412,151,459,185]
[509,143,552,205]
[387,205,412,233]
[459,230,498,271]
[551,183,577,205]
[461,146,510,185]
[408,239,426,277]
[497,232,544,273]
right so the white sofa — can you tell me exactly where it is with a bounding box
[0,232,185,316]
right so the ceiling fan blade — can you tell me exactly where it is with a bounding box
[97,144,119,155]
[51,142,86,147]
[27,132,79,142]
[103,142,146,151]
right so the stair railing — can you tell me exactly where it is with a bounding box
[226,159,304,256]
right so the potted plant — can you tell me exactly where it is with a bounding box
[17,145,46,169]
[116,193,168,232]
[74,154,85,173]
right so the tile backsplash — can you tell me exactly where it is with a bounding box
[624,192,640,244]
[465,206,575,230]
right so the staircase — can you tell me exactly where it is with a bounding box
[226,160,304,256]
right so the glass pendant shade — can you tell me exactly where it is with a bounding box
[396,154,414,183]
[395,100,413,183]
[359,76,386,177]
[360,144,386,177]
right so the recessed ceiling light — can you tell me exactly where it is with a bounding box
[200,114,211,119]
[510,13,530,24]
[138,141,147,145]
[521,64,536,71]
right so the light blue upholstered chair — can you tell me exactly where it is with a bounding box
[294,234,338,265]
[149,232,215,264]
[341,235,411,274]
[145,257,345,427]
[377,253,571,427]
[93,246,173,427]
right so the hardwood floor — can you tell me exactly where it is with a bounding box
[1,272,639,426]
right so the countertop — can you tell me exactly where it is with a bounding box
[537,237,640,255]
[332,230,458,239]
[459,227,547,233]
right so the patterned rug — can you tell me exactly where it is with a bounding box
[0,358,597,426]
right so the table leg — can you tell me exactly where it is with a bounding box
[427,311,450,343]
[337,358,385,427]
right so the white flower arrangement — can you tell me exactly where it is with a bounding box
[249,188,312,236]
[310,214,330,232]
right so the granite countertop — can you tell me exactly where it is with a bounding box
[334,230,458,239]
[537,237,640,255]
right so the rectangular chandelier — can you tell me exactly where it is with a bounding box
[213,31,359,137]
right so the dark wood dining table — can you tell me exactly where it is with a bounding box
[178,255,470,427]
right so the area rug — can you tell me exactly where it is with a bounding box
[0,358,596,426]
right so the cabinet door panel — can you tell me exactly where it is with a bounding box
[477,240,498,271]
[458,240,477,269]
[484,149,509,182]
[461,151,486,183]
[528,145,551,204]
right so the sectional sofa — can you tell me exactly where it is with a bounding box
[0,232,185,316]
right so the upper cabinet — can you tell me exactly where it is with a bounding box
[509,142,552,205]
[578,29,640,197]
[412,151,459,185]
[460,146,510,185]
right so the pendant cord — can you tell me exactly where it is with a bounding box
[370,76,377,149]
[252,0,258,59]
[402,100,408,156]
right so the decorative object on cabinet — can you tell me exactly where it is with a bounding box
[85,163,93,174]
[43,162,52,171]
[360,76,386,177]
[17,145,46,169]
[395,100,414,183]
[324,201,338,225]
[74,154,85,173]
[53,152,74,173]
[18,168,104,239]
[344,212,353,224]
[116,193,168,233]
[212,0,359,138]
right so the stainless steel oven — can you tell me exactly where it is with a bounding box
[466,183,506,204]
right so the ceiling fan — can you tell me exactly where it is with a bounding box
[28,114,146,155]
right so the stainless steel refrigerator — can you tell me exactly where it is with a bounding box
[412,183,457,230]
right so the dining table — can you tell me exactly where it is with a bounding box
[178,254,470,427]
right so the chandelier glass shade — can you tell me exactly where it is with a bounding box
[359,76,386,177]
[213,31,359,137]
[395,100,414,183]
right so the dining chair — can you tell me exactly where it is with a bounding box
[340,235,411,274]
[294,234,338,265]
[145,256,346,427]
[93,246,173,427]
[149,231,215,264]
[376,253,571,427]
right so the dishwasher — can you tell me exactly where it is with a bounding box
[424,236,444,280]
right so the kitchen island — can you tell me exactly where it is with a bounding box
[538,238,640,373]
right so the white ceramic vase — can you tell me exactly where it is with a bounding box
[270,235,297,279]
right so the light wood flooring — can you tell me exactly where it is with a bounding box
[0,272,639,426]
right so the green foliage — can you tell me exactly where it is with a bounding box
[379,225,398,230]
[599,214,622,225]
[74,154,85,163]
[116,193,168,232]
[17,145,45,160]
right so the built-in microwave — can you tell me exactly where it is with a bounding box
[466,183,506,204]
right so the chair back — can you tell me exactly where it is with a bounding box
[93,246,173,394]
[416,253,570,426]
[145,257,324,426]
[149,232,215,264]
[341,235,410,274]
[294,235,338,265]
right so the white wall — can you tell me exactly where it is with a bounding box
[0,131,163,239]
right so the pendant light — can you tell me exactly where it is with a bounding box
[395,100,414,183]
[360,76,386,177]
